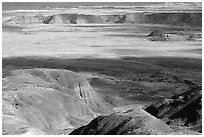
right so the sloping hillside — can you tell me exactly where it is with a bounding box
[2,68,113,135]
[70,106,200,135]
[70,106,172,135]
[145,86,202,133]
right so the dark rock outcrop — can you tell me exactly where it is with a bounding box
[145,86,202,133]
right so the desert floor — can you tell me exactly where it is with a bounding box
[2,4,202,134]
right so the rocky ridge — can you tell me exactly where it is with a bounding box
[3,12,202,26]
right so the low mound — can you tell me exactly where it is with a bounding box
[148,30,202,41]
[3,12,202,26]
[145,86,202,133]
[149,34,187,41]
[2,68,113,135]
[187,33,202,41]
[148,30,185,37]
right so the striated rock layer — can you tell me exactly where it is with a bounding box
[2,68,113,135]
[3,12,202,26]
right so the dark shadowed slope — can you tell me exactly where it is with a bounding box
[145,86,202,133]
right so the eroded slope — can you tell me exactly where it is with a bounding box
[3,12,202,26]
[145,86,202,133]
[70,106,200,135]
[2,68,113,135]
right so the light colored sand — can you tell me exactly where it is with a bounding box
[2,24,202,59]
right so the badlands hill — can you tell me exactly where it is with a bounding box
[2,2,202,135]
[3,12,202,26]
[70,106,172,135]
[70,105,200,135]
[2,68,113,134]
[70,85,202,135]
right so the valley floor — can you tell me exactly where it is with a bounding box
[2,4,202,134]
